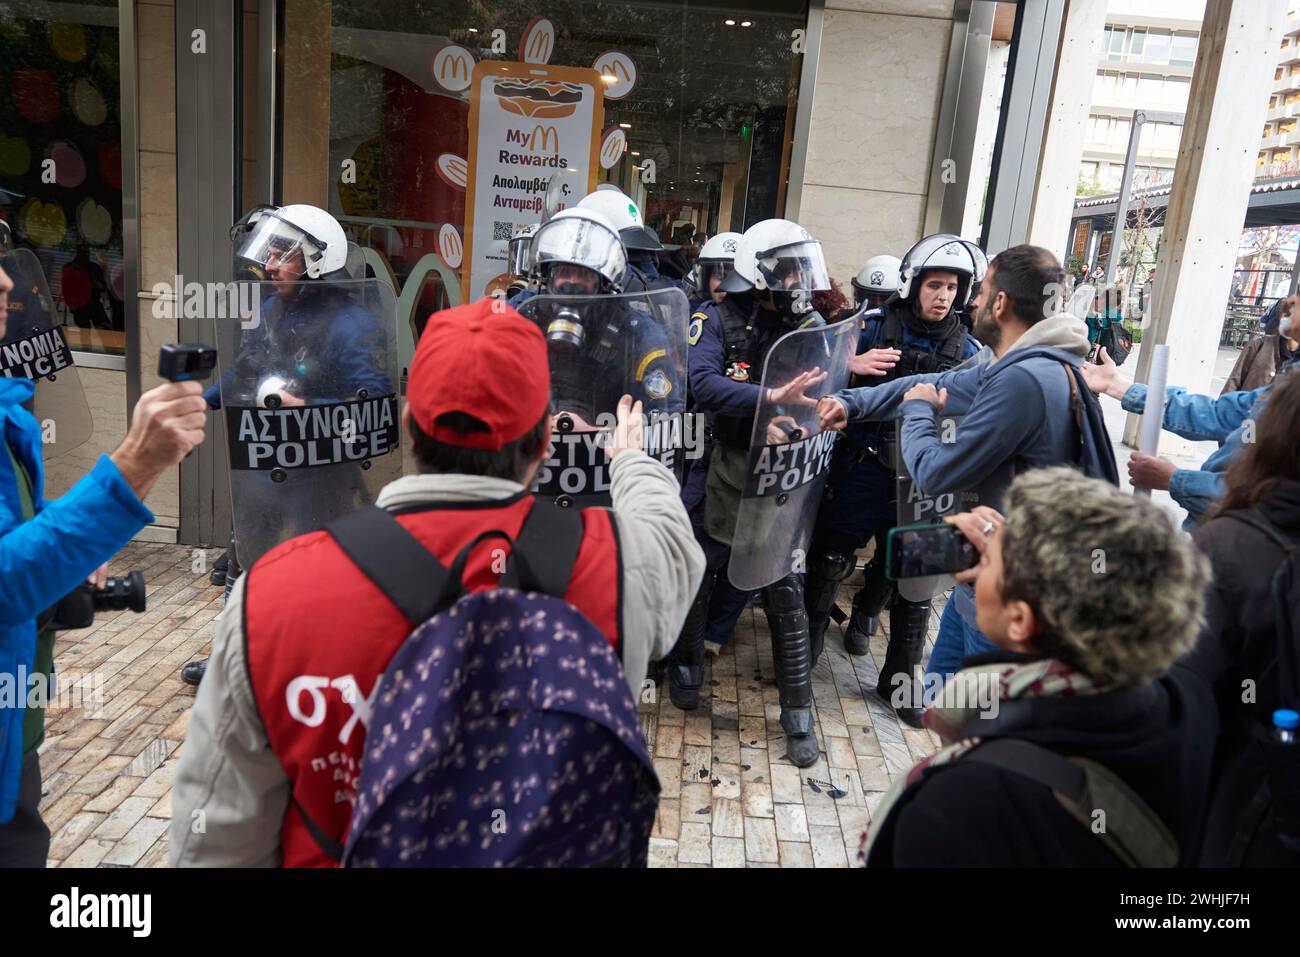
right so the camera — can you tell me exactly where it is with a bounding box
[42,571,147,631]
[158,343,217,382]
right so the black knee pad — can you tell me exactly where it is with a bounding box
[764,574,805,613]
[808,549,857,584]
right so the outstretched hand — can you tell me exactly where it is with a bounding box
[605,394,644,461]
[767,367,828,407]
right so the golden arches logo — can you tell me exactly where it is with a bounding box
[601,59,633,84]
[527,30,552,62]
[527,125,559,152]
[432,44,474,92]
[439,53,469,82]
[593,51,636,100]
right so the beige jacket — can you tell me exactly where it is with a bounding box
[169,451,704,867]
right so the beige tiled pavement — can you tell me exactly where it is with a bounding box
[41,542,942,867]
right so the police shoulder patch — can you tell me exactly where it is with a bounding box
[689,312,707,345]
[643,368,672,400]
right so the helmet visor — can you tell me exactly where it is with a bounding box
[755,240,830,293]
[233,214,313,278]
[533,217,627,289]
[507,233,534,276]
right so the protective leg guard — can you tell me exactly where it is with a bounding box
[803,548,857,664]
[875,599,931,729]
[668,570,715,710]
[844,552,895,656]
[763,576,820,767]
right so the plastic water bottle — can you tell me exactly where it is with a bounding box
[1275,709,1300,745]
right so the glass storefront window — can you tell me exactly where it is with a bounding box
[282,0,810,341]
[0,1,125,356]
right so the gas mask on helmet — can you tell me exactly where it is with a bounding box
[540,265,620,361]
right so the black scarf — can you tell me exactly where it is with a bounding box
[901,300,962,344]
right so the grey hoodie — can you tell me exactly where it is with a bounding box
[832,314,1093,625]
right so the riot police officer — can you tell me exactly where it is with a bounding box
[577,188,686,296]
[669,219,846,767]
[802,235,983,727]
[183,203,395,686]
[690,231,742,308]
[850,254,901,312]
[519,206,677,419]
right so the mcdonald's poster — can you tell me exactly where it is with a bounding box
[462,61,604,300]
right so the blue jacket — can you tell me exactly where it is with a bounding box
[687,298,780,419]
[1119,357,1297,524]
[0,377,153,822]
[203,292,391,409]
[833,344,1084,512]
[815,309,981,538]
[832,317,1093,629]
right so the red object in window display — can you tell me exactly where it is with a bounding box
[99,141,122,190]
[13,69,60,124]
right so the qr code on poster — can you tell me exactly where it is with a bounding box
[493,221,513,241]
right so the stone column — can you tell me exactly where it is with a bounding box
[796,1,957,283]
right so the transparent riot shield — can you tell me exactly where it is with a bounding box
[517,286,692,508]
[0,248,94,462]
[215,278,402,569]
[894,413,981,601]
[728,319,858,591]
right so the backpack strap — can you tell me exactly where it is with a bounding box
[325,506,458,627]
[1059,361,1120,486]
[964,737,1178,867]
[500,501,584,597]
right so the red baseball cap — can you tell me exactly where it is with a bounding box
[407,298,551,450]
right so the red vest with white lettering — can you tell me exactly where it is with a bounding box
[242,492,624,868]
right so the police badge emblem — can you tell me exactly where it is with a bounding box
[643,368,672,400]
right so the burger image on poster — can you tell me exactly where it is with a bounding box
[592,50,636,100]
[518,15,556,65]
[493,78,582,119]
[431,42,476,94]
[21,199,67,248]
[71,78,108,126]
[599,127,627,169]
[48,141,86,188]
[438,224,463,269]
[78,199,113,245]
[435,153,468,191]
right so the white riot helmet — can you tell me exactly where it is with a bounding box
[718,219,831,297]
[530,207,628,293]
[577,189,662,252]
[507,223,540,277]
[231,203,348,279]
[852,254,901,304]
[697,231,741,266]
[897,233,982,307]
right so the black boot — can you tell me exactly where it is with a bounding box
[874,600,930,729]
[844,552,894,656]
[181,658,208,686]
[764,575,820,768]
[803,547,856,665]
[209,549,230,587]
[668,570,714,710]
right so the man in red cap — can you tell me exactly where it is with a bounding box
[171,298,703,867]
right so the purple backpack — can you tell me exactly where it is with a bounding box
[320,504,658,868]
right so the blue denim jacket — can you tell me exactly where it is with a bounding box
[1120,374,1283,524]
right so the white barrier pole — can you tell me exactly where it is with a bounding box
[1134,343,1170,498]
